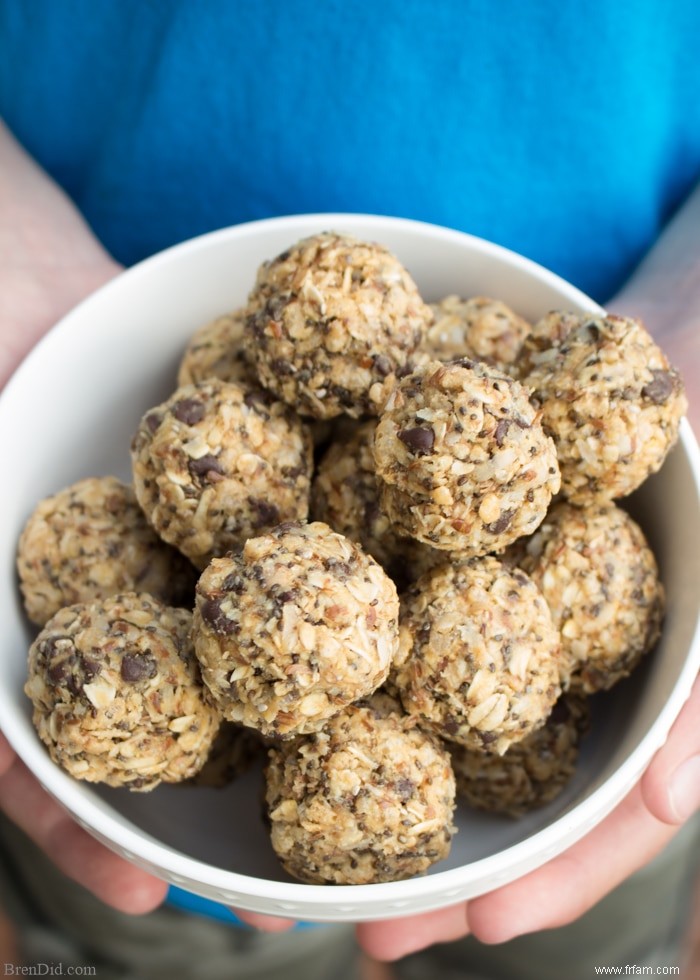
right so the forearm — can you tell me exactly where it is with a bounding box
[0,120,121,389]
[609,181,700,430]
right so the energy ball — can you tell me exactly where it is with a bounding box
[427,295,531,372]
[264,695,456,884]
[311,420,443,588]
[192,522,399,738]
[131,379,313,569]
[177,309,258,388]
[393,556,562,754]
[512,501,664,692]
[17,476,196,627]
[519,312,687,502]
[373,359,560,555]
[25,593,220,791]
[449,693,590,817]
[244,232,432,419]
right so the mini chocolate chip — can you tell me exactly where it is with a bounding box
[81,657,102,679]
[172,398,206,425]
[494,419,510,447]
[200,597,237,634]
[485,509,515,535]
[249,498,280,528]
[188,454,225,480]
[145,412,163,433]
[398,426,435,455]
[47,661,68,685]
[222,574,245,593]
[121,653,158,682]
[642,369,675,405]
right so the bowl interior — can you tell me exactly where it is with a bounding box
[1,214,698,920]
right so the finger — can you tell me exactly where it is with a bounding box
[0,733,15,777]
[0,755,167,914]
[232,909,296,932]
[467,781,677,944]
[642,674,700,824]
[356,902,469,962]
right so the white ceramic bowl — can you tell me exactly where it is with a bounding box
[1,214,698,922]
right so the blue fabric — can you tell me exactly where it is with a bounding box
[2,0,700,302]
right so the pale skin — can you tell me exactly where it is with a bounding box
[1,119,699,953]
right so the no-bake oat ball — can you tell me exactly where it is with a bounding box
[311,420,443,587]
[264,694,456,884]
[449,693,590,817]
[17,476,196,627]
[519,312,687,502]
[393,556,562,754]
[373,359,560,555]
[177,309,258,388]
[24,593,220,791]
[131,379,313,569]
[511,501,665,693]
[427,295,531,373]
[192,522,400,738]
[244,232,432,419]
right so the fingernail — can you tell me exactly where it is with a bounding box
[669,755,700,822]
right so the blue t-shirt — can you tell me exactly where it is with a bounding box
[2,0,700,303]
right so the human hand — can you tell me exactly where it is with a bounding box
[354,672,700,960]
[0,121,168,913]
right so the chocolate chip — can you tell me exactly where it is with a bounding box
[172,398,205,425]
[188,454,225,480]
[121,653,158,682]
[249,498,280,528]
[494,419,510,447]
[47,661,68,685]
[642,369,675,405]
[398,426,435,455]
[145,412,163,433]
[485,509,515,535]
[200,597,237,634]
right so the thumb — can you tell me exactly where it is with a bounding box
[642,674,700,825]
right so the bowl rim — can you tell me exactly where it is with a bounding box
[1,212,699,917]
